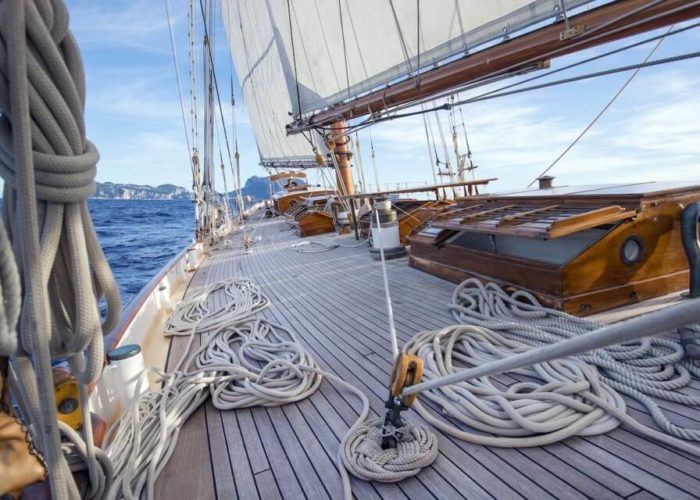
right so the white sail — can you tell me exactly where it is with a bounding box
[221,0,323,165]
[223,0,591,119]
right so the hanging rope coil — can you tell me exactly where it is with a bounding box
[0,1,121,497]
[449,279,700,442]
[0,220,20,356]
[163,278,269,336]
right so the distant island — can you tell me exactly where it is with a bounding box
[93,182,191,200]
[92,176,272,201]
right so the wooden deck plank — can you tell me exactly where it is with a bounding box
[246,235,608,499]
[248,407,307,499]
[155,219,700,500]
[254,469,283,500]
[241,229,560,500]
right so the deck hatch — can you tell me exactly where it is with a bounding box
[430,201,636,239]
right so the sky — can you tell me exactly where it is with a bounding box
[67,0,700,193]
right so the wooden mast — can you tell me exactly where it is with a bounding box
[330,120,354,196]
[289,0,700,132]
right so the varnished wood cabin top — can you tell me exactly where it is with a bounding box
[465,180,700,201]
[155,217,700,500]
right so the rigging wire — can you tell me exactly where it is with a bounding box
[421,109,438,186]
[338,0,352,100]
[458,107,476,180]
[197,0,237,201]
[163,0,192,159]
[527,25,673,187]
[369,131,380,192]
[302,21,700,136]
[315,47,700,137]
[286,0,303,117]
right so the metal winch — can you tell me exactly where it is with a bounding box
[369,198,406,261]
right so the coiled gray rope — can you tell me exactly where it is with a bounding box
[449,279,700,441]
[186,318,322,408]
[404,324,700,456]
[0,220,20,356]
[0,1,120,497]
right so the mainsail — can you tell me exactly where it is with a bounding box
[222,0,591,119]
[221,0,325,168]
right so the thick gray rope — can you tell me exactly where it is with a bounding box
[449,279,700,441]
[0,219,20,356]
[0,0,121,497]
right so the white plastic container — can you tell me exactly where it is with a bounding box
[104,344,149,414]
[371,222,401,250]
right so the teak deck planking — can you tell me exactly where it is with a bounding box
[156,218,700,500]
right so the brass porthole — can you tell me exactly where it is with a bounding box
[620,235,643,265]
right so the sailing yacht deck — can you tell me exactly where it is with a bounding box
[155,218,700,500]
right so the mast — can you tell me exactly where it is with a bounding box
[202,0,216,237]
[330,121,354,196]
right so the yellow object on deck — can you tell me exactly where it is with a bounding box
[389,353,423,407]
[53,368,81,430]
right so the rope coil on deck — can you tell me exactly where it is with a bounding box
[163,278,269,336]
[290,238,368,253]
[449,279,700,442]
[105,266,435,499]
[342,417,438,482]
[186,318,322,408]
[405,325,624,447]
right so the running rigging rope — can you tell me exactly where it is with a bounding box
[527,25,672,187]
[104,269,432,499]
[438,278,700,450]
[0,1,121,498]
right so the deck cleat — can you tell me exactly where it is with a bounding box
[381,353,424,449]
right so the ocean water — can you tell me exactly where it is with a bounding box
[88,199,195,307]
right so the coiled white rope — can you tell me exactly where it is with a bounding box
[449,279,700,442]
[106,273,441,499]
[185,318,323,408]
[341,417,439,483]
[163,278,269,336]
[404,324,700,456]
[115,209,433,494]
[405,325,623,446]
[0,1,121,497]
[290,238,368,253]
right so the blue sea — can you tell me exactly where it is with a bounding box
[88,199,195,307]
